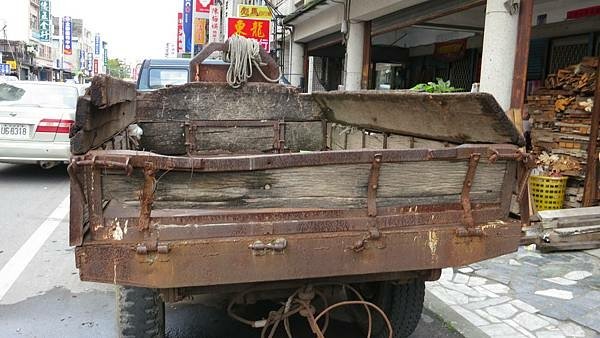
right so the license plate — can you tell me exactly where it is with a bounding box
[0,123,30,139]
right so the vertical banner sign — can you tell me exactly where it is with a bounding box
[183,0,193,53]
[208,5,221,43]
[63,16,72,55]
[79,49,86,70]
[39,0,51,42]
[103,49,108,66]
[177,13,184,53]
[194,18,207,45]
[87,52,93,73]
[94,34,101,55]
[93,59,98,75]
[227,17,270,52]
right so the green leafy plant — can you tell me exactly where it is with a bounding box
[410,78,462,93]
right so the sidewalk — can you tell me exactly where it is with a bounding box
[424,247,600,338]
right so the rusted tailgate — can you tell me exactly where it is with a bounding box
[70,144,526,289]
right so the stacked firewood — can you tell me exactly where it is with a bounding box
[528,57,598,208]
[544,57,598,94]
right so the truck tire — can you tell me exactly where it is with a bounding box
[353,279,425,338]
[117,286,165,338]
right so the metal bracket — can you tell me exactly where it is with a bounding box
[367,154,382,217]
[249,238,287,255]
[458,153,480,235]
[138,162,156,231]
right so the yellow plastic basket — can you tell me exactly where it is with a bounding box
[529,175,568,211]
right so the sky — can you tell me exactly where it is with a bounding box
[52,0,180,64]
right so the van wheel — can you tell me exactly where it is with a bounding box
[352,279,425,338]
[117,286,165,338]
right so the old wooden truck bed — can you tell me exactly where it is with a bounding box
[69,75,525,337]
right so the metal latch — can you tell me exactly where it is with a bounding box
[249,238,287,254]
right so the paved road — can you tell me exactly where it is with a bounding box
[0,163,462,338]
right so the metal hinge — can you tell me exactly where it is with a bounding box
[136,240,170,255]
[249,238,287,255]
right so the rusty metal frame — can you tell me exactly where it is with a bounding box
[367,154,382,216]
[457,153,481,236]
[72,144,520,173]
[138,162,156,231]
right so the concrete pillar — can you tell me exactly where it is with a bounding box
[479,0,520,112]
[307,56,314,94]
[344,21,365,91]
[289,41,304,88]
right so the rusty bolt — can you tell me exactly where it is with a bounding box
[368,228,381,240]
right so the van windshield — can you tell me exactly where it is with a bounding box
[149,68,189,89]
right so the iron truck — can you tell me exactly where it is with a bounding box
[69,47,526,338]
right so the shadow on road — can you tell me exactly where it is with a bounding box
[0,163,68,183]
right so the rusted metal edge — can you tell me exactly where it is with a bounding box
[73,144,519,173]
[367,154,382,216]
[457,153,481,237]
[138,162,156,231]
[76,220,521,289]
[68,159,87,247]
[97,204,505,242]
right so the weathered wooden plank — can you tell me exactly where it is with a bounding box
[71,101,136,155]
[329,124,451,150]
[135,82,321,122]
[102,160,507,210]
[138,121,324,155]
[314,91,524,145]
[89,75,136,108]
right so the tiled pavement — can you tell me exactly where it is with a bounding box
[425,247,600,338]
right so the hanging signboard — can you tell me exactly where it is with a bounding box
[208,5,221,43]
[93,59,98,75]
[183,0,193,53]
[195,0,213,15]
[63,16,73,55]
[177,12,184,53]
[194,18,207,45]
[94,34,101,55]
[433,38,466,62]
[227,17,270,52]
[39,0,51,42]
[238,4,272,19]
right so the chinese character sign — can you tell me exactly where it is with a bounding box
[227,17,270,52]
[177,12,184,53]
[93,59,98,75]
[95,34,101,55]
[63,16,72,55]
[238,5,272,19]
[195,0,213,14]
[208,5,221,43]
[194,18,207,45]
[104,49,108,66]
[39,0,51,42]
[87,52,93,72]
[183,0,193,53]
[79,50,86,69]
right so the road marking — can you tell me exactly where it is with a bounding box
[0,195,69,301]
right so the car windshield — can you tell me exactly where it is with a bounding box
[148,68,188,89]
[0,82,79,109]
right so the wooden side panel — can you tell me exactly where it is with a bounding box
[139,121,324,155]
[102,161,507,210]
[136,82,321,122]
[89,75,136,108]
[329,124,450,150]
[314,91,524,145]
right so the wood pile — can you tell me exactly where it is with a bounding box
[528,57,598,208]
[537,206,600,252]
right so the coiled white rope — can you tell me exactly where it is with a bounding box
[224,34,281,88]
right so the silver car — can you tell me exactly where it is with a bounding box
[0,81,79,168]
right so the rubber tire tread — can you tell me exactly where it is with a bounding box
[117,286,165,338]
[385,279,425,338]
